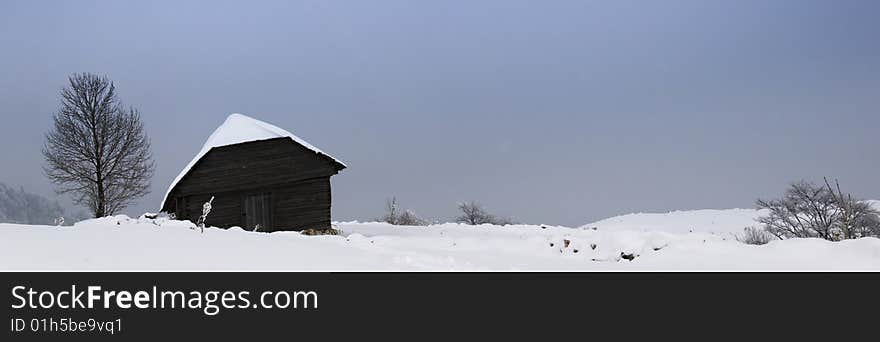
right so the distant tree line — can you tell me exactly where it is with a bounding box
[379,197,516,226]
[0,182,88,225]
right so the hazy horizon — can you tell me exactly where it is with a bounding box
[1,0,878,226]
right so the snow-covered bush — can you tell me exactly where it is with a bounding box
[379,197,429,226]
[397,210,429,226]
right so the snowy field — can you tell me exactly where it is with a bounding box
[6,113,866,271]
[2,204,880,271]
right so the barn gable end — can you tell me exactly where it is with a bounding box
[160,114,345,232]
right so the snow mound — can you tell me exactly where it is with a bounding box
[581,199,880,236]
[160,113,345,209]
[582,208,767,236]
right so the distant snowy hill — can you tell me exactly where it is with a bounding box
[583,199,880,236]
[582,208,766,236]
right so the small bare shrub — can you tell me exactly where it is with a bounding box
[379,197,429,226]
[397,209,429,226]
[301,228,341,236]
[737,226,775,245]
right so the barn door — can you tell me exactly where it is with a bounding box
[243,193,272,231]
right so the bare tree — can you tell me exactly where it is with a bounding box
[456,201,490,225]
[756,181,837,239]
[380,197,401,224]
[43,73,155,218]
[455,201,515,225]
[756,179,880,241]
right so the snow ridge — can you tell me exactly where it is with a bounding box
[582,208,766,236]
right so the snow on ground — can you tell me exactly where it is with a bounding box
[2,208,880,270]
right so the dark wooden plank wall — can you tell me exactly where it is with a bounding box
[164,138,342,232]
[171,138,340,197]
[272,177,332,231]
[177,192,242,229]
[176,177,332,232]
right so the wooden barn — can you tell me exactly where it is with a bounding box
[160,113,346,232]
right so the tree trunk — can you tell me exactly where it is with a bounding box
[96,176,105,218]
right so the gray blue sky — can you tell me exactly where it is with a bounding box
[1,0,878,226]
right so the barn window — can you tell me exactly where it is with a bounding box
[243,193,272,231]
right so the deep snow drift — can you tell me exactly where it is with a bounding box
[2,207,879,270]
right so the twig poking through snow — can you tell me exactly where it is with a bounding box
[196,196,214,233]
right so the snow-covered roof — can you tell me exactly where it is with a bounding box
[160,113,345,210]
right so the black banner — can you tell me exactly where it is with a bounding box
[2,272,878,340]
